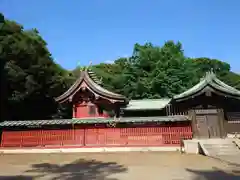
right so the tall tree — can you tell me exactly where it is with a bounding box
[109,41,196,99]
[190,57,240,89]
[0,12,7,120]
[1,17,71,120]
[91,42,240,99]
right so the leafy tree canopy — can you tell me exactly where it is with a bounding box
[87,41,240,99]
[1,18,72,120]
[1,13,240,120]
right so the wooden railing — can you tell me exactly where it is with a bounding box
[0,125,192,148]
[165,104,189,116]
[226,112,240,123]
[225,112,240,134]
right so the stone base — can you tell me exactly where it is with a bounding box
[227,133,240,138]
[0,146,181,154]
[183,140,199,154]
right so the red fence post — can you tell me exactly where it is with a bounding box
[0,123,193,148]
[83,128,86,147]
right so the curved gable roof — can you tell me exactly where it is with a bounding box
[55,70,127,103]
[173,72,240,101]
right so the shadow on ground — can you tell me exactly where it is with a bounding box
[23,158,127,180]
[0,176,33,180]
[186,166,240,180]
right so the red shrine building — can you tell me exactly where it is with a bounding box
[0,69,239,148]
[55,69,128,119]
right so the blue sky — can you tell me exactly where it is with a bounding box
[1,0,239,72]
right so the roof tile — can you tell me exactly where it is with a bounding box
[0,116,188,127]
[124,99,171,110]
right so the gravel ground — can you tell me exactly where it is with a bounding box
[0,152,239,180]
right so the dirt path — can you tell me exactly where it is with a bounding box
[0,152,239,179]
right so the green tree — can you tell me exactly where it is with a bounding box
[91,42,240,99]
[107,41,196,99]
[0,12,7,120]
[190,57,240,89]
[1,17,71,120]
[3,13,239,121]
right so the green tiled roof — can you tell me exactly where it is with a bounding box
[0,116,189,127]
[173,71,240,101]
[123,99,171,111]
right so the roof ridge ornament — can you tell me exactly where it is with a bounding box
[210,68,214,73]
[86,61,102,85]
[76,61,87,72]
[87,61,93,71]
[209,68,216,77]
[76,61,84,75]
[202,69,216,82]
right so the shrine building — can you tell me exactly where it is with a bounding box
[0,68,239,148]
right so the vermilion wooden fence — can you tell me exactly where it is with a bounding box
[0,126,192,148]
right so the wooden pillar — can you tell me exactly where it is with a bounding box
[114,103,120,118]
[189,109,197,138]
[72,104,76,118]
[218,108,226,138]
[166,104,169,116]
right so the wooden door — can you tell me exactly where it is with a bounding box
[196,115,209,138]
[192,109,223,139]
[206,114,221,138]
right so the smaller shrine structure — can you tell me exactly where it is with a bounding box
[55,67,128,119]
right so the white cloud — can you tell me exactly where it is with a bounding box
[122,54,129,58]
[104,60,115,64]
[104,54,130,64]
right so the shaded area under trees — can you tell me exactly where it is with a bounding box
[24,158,127,180]
[186,167,240,180]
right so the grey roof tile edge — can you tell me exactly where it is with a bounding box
[0,116,189,127]
[123,99,172,110]
[173,72,240,100]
